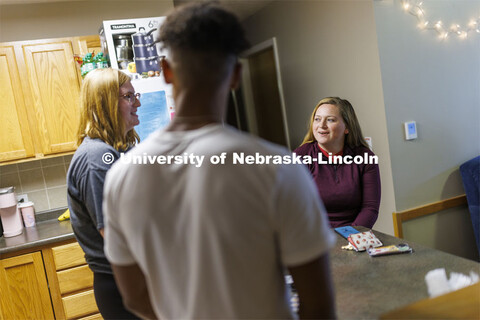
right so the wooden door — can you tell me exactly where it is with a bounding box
[20,40,81,155]
[72,35,102,81]
[73,35,102,57]
[0,252,55,319]
[0,45,35,162]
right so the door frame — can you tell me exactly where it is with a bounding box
[239,37,291,150]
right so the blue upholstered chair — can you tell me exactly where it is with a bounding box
[460,156,480,255]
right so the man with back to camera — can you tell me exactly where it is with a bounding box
[103,2,337,319]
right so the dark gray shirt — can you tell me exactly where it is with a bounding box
[67,137,120,274]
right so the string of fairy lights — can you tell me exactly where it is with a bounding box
[401,0,480,40]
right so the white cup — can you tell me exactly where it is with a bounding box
[18,201,36,227]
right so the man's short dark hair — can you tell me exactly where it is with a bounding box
[159,1,250,55]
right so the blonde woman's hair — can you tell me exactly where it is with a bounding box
[77,68,139,151]
[300,97,369,149]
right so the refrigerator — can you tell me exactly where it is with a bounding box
[101,17,174,141]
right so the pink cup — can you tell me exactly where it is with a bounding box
[18,201,36,227]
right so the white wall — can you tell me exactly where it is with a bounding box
[0,0,174,42]
[242,0,397,235]
[374,0,479,260]
[374,0,480,210]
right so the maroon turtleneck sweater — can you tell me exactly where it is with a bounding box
[294,142,381,228]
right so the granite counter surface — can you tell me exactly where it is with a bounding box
[332,227,480,319]
[0,208,75,255]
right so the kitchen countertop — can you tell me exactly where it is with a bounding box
[0,208,75,256]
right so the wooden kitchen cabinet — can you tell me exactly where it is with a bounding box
[0,35,100,164]
[17,39,81,156]
[43,241,102,320]
[73,35,102,57]
[72,35,102,82]
[0,240,101,320]
[0,251,55,319]
[0,45,35,162]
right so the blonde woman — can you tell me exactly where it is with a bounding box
[294,97,381,228]
[67,68,140,319]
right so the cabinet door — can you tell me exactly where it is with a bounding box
[72,35,102,81]
[0,46,35,162]
[0,252,54,319]
[21,41,81,155]
[73,35,102,56]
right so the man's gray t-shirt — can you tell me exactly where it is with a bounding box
[67,137,120,274]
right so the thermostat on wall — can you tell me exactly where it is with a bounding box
[404,121,417,140]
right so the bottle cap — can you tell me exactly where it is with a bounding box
[18,201,34,208]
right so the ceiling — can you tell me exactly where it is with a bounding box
[0,0,273,20]
[174,0,273,20]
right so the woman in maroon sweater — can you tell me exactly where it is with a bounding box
[294,97,381,228]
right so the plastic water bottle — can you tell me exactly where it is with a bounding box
[81,53,96,78]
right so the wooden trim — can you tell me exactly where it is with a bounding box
[0,151,75,166]
[43,248,67,320]
[392,212,404,238]
[381,282,480,319]
[32,252,56,319]
[71,35,101,56]
[0,238,76,259]
[393,194,467,238]
[398,194,467,221]
[0,37,77,49]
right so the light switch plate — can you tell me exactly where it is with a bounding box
[404,121,417,140]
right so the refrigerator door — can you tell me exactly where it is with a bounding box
[131,77,174,141]
[102,17,174,137]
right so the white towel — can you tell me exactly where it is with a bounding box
[425,268,479,298]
